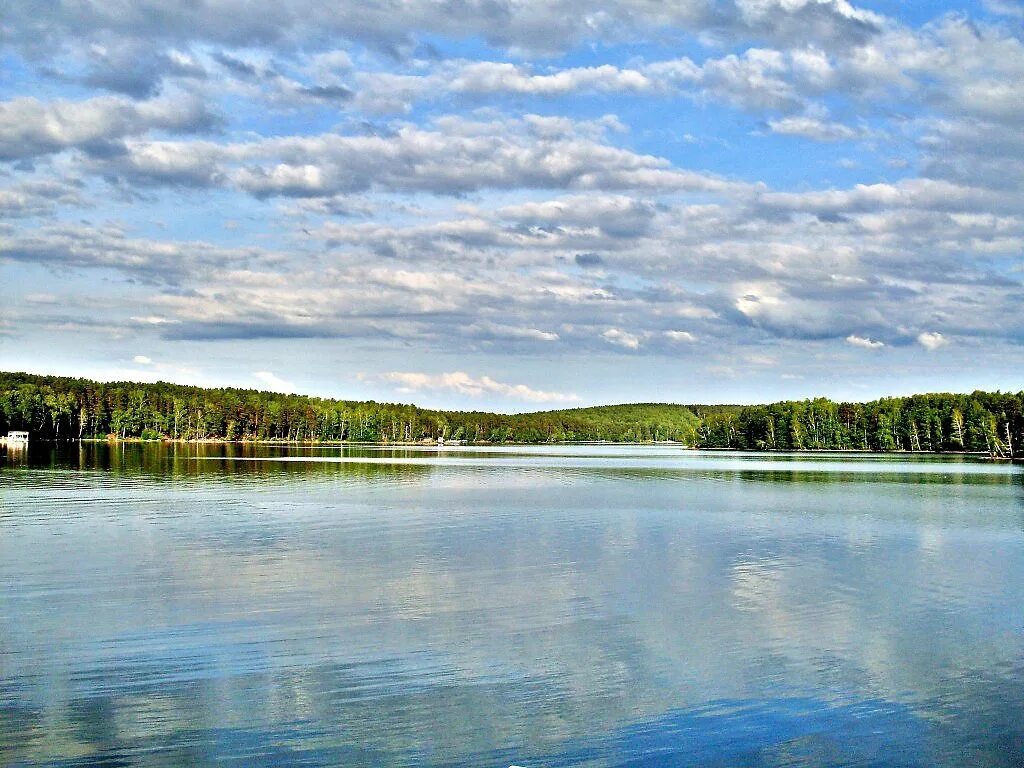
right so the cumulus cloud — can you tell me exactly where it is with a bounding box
[2,0,883,65]
[463,322,560,343]
[767,115,862,141]
[917,331,948,351]
[663,48,805,112]
[0,179,85,217]
[131,315,179,325]
[3,0,1024,395]
[984,0,1024,17]
[324,11,1024,144]
[93,115,740,198]
[602,328,641,349]
[450,62,652,96]
[846,334,884,349]
[1,224,276,284]
[0,94,218,160]
[377,371,578,403]
[920,118,1024,191]
[132,355,153,364]
[134,260,626,347]
[752,178,1012,217]
[354,47,833,114]
[8,169,1015,358]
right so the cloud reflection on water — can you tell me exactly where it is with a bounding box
[1,444,1023,766]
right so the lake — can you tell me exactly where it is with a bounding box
[2,443,1023,767]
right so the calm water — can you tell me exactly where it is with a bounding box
[2,443,1023,767]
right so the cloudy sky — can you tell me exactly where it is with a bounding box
[1,0,1022,409]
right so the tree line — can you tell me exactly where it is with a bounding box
[0,372,698,444]
[693,393,1020,456]
[0,371,1020,455]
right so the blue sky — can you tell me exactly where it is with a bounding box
[1,0,1023,410]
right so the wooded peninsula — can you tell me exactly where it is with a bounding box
[1,371,1020,456]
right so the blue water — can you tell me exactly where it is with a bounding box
[1,443,1023,766]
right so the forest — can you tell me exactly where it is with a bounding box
[0,371,1020,456]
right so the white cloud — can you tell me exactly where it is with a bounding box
[100,115,741,198]
[378,371,578,403]
[602,328,641,349]
[5,0,1024,394]
[0,94,216,160]
[465,322,560,342]
[253,370,296,392]
[846,334,884,349]
[132,355,153,364]
[131,315,179,325]
[984,0,1024,18]
[4,224,278,284]
[359,47,827,114]
[916,331,948,351]
[1,0,885,65]
[450,62,652,96]
[24,293,59,304]
[767,115,861,142]
[0,180,84,217]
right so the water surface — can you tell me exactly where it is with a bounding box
[2,443,1023,766]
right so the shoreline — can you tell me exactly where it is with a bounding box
[13,437,1011,459]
